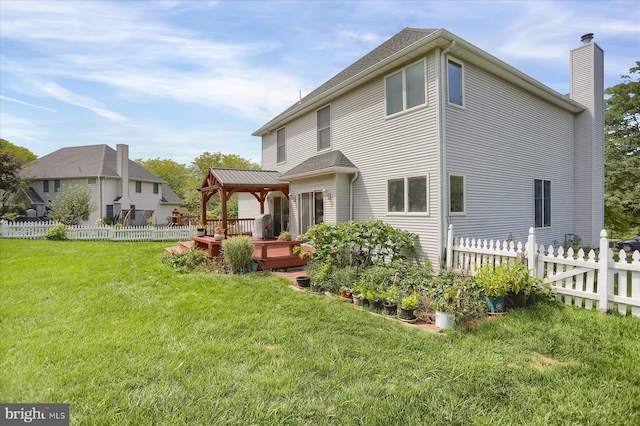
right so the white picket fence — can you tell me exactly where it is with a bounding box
[0,220,194,241]
[446,225,640,318]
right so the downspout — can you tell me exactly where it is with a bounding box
[98,174,103,221]
[438,40,455,266]
[349,171,359,221]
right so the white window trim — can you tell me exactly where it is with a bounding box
[276,126,287,164]
[386,174,429,216]
[449,174,466,216]
[446,57,465,109]
[316,104,332,152]
[384,58,428,118]
[534,178,552,229]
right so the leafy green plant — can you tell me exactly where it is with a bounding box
[45,223,68,240]
[278,231,292,241]
[221,236,255,271]
[161,248,208,271]
[474,264,508,297]
[382,284,398,304]
[401,292,420,310]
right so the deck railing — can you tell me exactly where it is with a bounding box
[204,218,254,236]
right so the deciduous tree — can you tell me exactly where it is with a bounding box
[605,62,640,235]
[47,184,96,225]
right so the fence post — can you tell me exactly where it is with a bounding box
[597,229,609,313]
[445,224,454,271]
[526,227,536,276]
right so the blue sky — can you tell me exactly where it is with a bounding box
[1,0,638,165]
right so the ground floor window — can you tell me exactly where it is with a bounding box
[387,176,427,214]
[534,179,551,228]
[449,175,465,214]
[106,205,114,219]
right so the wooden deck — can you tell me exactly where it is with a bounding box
[172,237,309,270]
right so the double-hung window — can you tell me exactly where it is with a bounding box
[534,179,551,228]
[447,59,464,107]
[135,181,142,193]
[387,176,428,214]
[385,60,426,116]
[153,183,159,194]
[43,180,49,193]
[449,175,465,214]
[317,105,331,151]
[54,180,60,192]
[277,127,286,163]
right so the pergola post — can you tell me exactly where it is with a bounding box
[220,188,228,236]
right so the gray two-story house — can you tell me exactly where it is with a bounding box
[241,28,604,263]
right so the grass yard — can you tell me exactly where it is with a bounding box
[1,239,639,425]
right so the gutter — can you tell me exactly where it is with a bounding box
[349,171,359,221]
[439,40,456,265]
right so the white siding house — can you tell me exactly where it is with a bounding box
[21,144,182,225]
[246,28,604,264]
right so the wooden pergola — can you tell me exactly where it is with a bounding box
[197,168,289,234]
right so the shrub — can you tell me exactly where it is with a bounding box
[45,224,68,240]
[297,220,418,267]
[221,236,255,272]
[161,248,208,271]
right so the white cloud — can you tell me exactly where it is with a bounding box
[0,95,57,112]
[32,82,128,122]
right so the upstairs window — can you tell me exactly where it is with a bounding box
[385,60,426,116]
[317,105,331,151]
[153,183,159,194]
[447,59,464,106]
[43,180,49,193]
[135,181,142,193]
[277,127,286,163]
[534,179,551,228]
[54,180,60,192]
[88,177,97,184]
[388,175,428,214]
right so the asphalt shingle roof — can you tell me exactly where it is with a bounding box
[280,150,358,179]
[22,144,163,182]
[255,28,436,134]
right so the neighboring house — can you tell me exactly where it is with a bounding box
[20,144,182,225]
[242,27,604,264]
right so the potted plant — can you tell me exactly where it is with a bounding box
[431,284,459,330]
[399,292,420,322]
[382,284,398,317]
[221,236,255,273]
[474,264,508,314]
[195,221,206,237]
[214,226,226,240]
[278,231,292,241]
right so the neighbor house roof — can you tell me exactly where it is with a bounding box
[160,183,182,204]
[280,150,358,180]
[253,27,584,136]
[22,144,162,182]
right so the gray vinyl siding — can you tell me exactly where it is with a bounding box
[445,59,575,247]
[571,43,604,246]
[262,53,441,262]
[336,173,352,223]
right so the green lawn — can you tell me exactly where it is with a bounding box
[1,239,639,425]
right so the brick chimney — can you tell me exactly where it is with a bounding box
[570,33,604,245]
